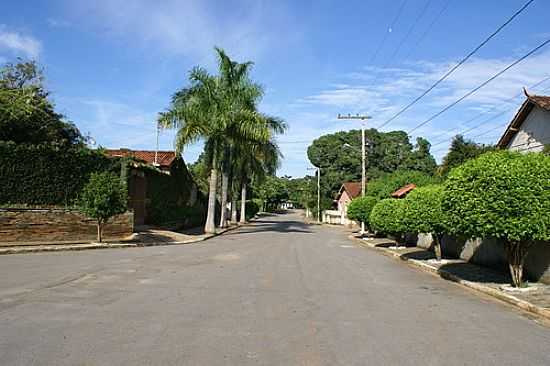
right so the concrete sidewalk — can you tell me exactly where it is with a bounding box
[352,235,550,321]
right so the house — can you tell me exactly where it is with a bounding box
[104,148,178,173]
[322,182,362,226]
[391,183,416,198]
[103,149,203,226]
[496,90,550,152]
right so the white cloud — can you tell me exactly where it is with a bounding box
[64,0,299,64]
[0,27,41,59]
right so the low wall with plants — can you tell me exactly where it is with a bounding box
[0,208,133,244]
[0,142,120,206]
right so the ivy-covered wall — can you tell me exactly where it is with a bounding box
[139,158,206,227]
[0,142,121,206]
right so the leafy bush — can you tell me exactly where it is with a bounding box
[369,198,407,240]
[78,172,127,242]
[403,185,446,259]
[366,170,440,200]
[443,151,550,286]
[246,199,261,219]
[0,142,120,206]
[347,196,379,228]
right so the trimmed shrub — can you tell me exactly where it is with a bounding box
[347,196,379,229]
[403,185,446,259]
[443,151,550,287]
[369,198,407,240]
[246,199,261,220]
[77,172,127,242]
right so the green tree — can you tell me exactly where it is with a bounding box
[346,196,379,231]
[403,185,446,260]
[366,170,440,200]
[307,129,436,198]
[0,60,84,146]
[369,199,407,241]
[159,48,282,233]
[438,135,494,176]
[78,172,127,243]
[443,151,550,287]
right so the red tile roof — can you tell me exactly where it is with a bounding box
[497,90,550,148]
[391,183,416,198]
[340,182,363,199]
[104,149,178,168]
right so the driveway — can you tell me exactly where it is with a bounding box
[0,211,548,365]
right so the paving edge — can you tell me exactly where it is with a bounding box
[0,217,260,255]
[349,235,550,322]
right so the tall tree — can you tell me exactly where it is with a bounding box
[159,48,280,233]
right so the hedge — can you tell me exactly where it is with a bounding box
[0,142,120,206]
[347,196,378,228]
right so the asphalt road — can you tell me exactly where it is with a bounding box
[1,211,549,365]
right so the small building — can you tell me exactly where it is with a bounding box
[497,90,550,152]
[104,149,204,226]
[391,183,416,199]
[322,182,362,226]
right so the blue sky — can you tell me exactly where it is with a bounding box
[1,0,550,177]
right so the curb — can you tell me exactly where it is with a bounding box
[349,235,550,322]
[0,217,260,255]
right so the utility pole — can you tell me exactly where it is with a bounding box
[307,166,321,223]
[337,113,371,235]
[154,122,160,166]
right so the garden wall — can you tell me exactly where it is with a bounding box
[417,233,550,284]
[0,208,133,245]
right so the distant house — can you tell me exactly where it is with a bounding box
[103,148,203,226]
[321,182,362,226]
[497,90,550,152]
[391,183,416,199]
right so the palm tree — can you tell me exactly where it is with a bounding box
[159,48,276,233]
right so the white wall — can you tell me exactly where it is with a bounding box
[507,106,550,152]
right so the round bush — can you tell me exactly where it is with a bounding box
[442,151,550,286]
[403,185,445,235]
[347,196,378,226]
[369,198,407,237]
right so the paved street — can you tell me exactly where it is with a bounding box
[0,211,549,365]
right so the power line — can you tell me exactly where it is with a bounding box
[377,0,536,129]
[407,37,550,134]
[428,75,550,146]
[402,0,452,60]
[368,0,409,65]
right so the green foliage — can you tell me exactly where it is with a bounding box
[0,142,120,206]
[307,129,436,198]
[246,199,261,219]
[442,151,550,243]
[78,172,127,223]
[254,175,289,211]
[439,135,494,176]
[142,159,206,226]
[0,60,84,146]
[366,170,441,200]
[369,199,407,237]
[347,196,379,227]
[402,185,446,234]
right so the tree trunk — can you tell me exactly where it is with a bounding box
[239,182,247,224]
[230,193,238,224]
[204,166,218,234]
[219,171,229,228]
[97,220,103,243]
[506,240,530,287]
[434,233,442,261]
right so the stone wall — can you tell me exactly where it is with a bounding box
[417,233,550,284]
[0,208,133,245]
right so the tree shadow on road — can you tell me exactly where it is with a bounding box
[226,220,313,235]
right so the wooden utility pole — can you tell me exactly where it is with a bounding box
[337,114,371,235]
